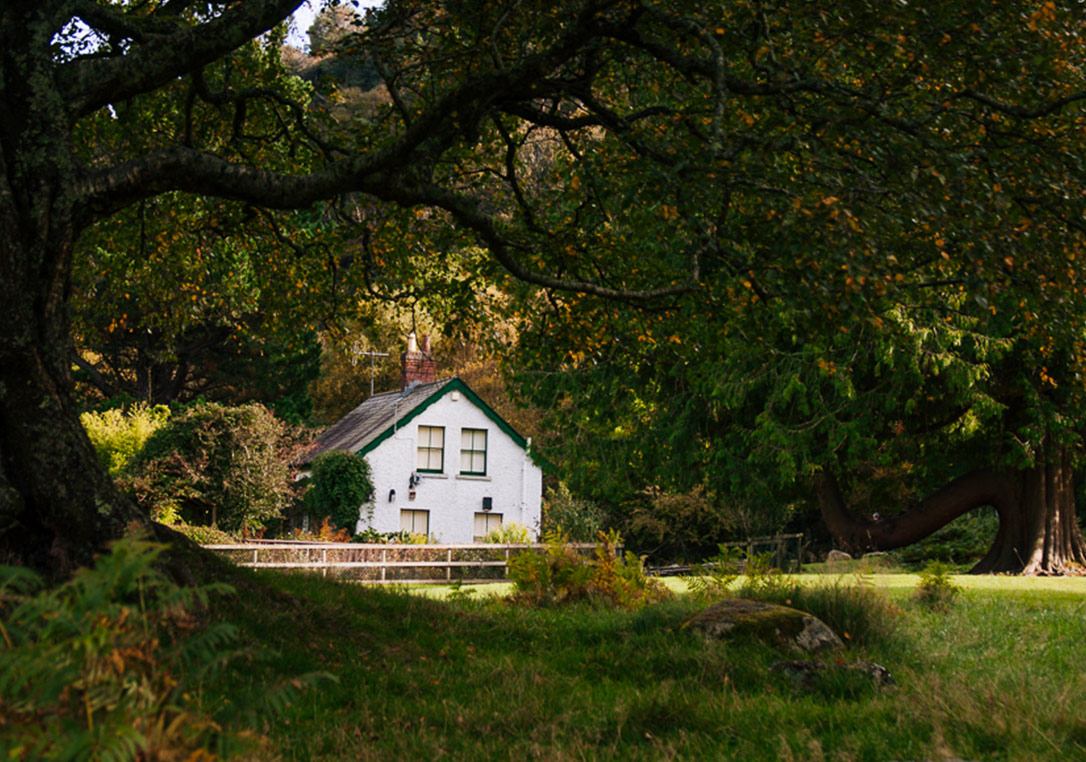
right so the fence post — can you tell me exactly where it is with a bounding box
[252,548,257,566]
[322,548,327,578]
[446,547,452,582]
[381,548,387,582]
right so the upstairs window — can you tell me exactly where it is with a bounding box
[417,426,444,473]
[460,428,487,475]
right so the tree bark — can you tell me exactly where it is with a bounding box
[818,446,1086,575]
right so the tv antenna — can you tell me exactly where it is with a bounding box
[351,341,390,396]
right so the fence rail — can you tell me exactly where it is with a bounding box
[647,533,805,577]
[204,542,603,584]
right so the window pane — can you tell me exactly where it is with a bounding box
[460,428,487,475]
[401,509,429,535]
[474,512,502,541]
[417,426,444,472]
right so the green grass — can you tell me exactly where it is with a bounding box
[214,572,1086,761]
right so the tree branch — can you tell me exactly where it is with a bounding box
[59,0,305,119]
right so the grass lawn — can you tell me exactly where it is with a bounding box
[217,571,1086,761]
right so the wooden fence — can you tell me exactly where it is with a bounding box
[647,533,805,576]
[204,540,603,584]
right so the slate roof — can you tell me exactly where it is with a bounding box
[305,377,456,463]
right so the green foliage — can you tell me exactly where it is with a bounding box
[481,522,533,544]
[349,528,431,544]
[622,486,769,563]
[738,552,797,600]
[685,544,743,600]
[0,534,240,760]
[305,451,375,533]
[507,530,669,609]
[914,562,961,611]
[541,483,605,542]
[127,402,290,531]
[752,575,902,650]
[169,522,238,545]
[892,511,1000,569]
[79,404,170,476]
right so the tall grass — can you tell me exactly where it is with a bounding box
[203,569,1086,761]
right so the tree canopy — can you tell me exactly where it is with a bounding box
[2,0,1085,575]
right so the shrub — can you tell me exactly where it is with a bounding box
[541,483,606,541]
[127,402,291,531]
[762,576,902,648]
[349,528,431,544]
[508,530,670,609]
[291,516,352,543]
[481,522,533,543]
[738,551,796,599]
[914,561,961,611]
[685,544,743,600]
[305,451,374,533]
[686,546,901,647]
[80,403,170,476]
[170,522,237,545]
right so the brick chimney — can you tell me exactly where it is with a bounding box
[400,332,436,390]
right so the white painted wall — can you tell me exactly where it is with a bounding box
[355,390,543,542]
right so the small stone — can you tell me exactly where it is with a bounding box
[771,659,825,687]
[772,659,894,689]
[842,660,894,686]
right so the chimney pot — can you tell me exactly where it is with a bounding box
[400,333,436,390]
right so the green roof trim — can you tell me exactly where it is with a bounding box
[355,377,532,459]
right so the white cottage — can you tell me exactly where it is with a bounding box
[306,335,543,542]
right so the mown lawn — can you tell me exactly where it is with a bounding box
[219,572,1086,761]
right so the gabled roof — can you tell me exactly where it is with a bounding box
[304,376,530,463]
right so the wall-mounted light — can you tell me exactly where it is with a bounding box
[388,489,396,503]
[482,496,493,512]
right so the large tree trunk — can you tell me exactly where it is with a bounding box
[0,18,149,575]
[818,446,1086,575]
[0,337,147,574]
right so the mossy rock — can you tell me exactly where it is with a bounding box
[684,599,844,653]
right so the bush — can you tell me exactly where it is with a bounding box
[305,451,375,533]
[170,522,237,545]
[349,528,431,544]
[685,544,743,600]
[292,516,352,543]
[686,546,901,648]
[127,402,291,531]
[80,403,170,476]
[481,522,533,543]
[541,483,606,541]
[765,576,902,648]
[508,530,670,609]
[914,561,960,611]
